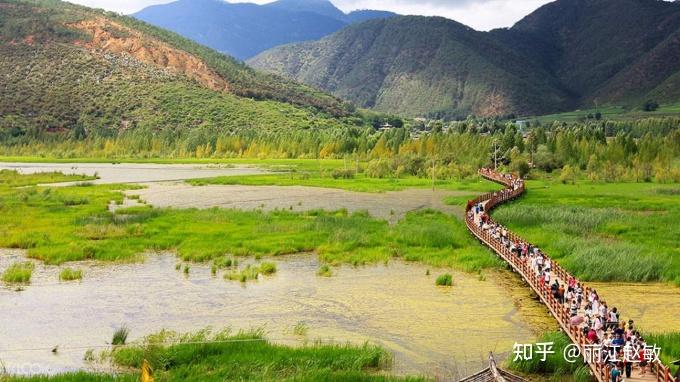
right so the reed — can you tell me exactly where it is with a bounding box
[112,326,129,346]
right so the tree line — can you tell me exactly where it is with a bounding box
[1,116,679,183]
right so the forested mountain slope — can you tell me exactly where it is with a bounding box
[249,16,573,118]
[251,0,680,118]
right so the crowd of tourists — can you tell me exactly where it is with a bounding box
[469,169,662,381]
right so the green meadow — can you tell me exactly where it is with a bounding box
[189,172,501,193]
[493,179,680,285]
[0,170,500,272]
[0,169,95,187]
[527,102,680,123]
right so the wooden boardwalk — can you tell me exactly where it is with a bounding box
[465,169,677,382]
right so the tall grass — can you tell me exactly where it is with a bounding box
[0,174,501,274]
[508,332,592,380]
[112,326,129,346]
[96,328,423,382]
[2,262,35,283]
[494,180,680,284]
[645,332,680,375]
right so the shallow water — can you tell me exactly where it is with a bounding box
[589,282,680,333]
[0,250,536,379]
[0,162,265,184]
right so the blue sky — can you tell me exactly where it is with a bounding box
[67,0,555,31]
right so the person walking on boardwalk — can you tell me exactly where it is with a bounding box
[610,363,621,382]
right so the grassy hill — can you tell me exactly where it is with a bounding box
[251,0,680,118]
[0,0,357,142]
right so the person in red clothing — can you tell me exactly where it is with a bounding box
[587,327,599,344]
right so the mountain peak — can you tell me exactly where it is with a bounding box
[134,0,394,60]
[265,0,345,20]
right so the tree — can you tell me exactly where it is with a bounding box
[512,159,530,178]
[559,165,577,184]
[642,100,659,112]
[534,145,559,172]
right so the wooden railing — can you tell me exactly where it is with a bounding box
[466,169,677,382]
[489,352,508,382]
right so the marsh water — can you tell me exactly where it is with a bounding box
[2,162,472,222]
[3,162,680,379]
[0,162,266,184]
[0,250,538,379]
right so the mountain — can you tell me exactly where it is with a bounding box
[251,0,680,118]
[265,0,346,20]
[133,0,396,60]
[0,0,354,139]
[249,16,573,118]
[504,0,680,107]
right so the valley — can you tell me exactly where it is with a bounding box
[1,0,679,381]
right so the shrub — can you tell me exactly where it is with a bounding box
[59,267,83,281]
[512,159,530,178]
[642,100,659,112]
[259,262,277,275]
[365,160,391,178]
[559,165,577,184]
[435,273,453,286]
[2,261,35,283]
[331,168,355,179]
[317,264,332,277]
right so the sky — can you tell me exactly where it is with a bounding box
[67,0,555,31]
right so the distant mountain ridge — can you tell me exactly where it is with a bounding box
[133,0,396,60]
[250,0,680,118]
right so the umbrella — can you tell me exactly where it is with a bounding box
[570,315,584,326]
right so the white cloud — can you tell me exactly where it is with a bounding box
[333,0,553,30]
[67,0,554,30]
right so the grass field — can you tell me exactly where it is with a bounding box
[0,171,501,272]
[189,172,501,193]
[4,329,426,382]
[0,169,95,187]
[527,102,680,123]
[493,179,680,285]
[0,157,347,171]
